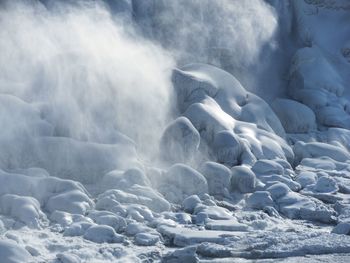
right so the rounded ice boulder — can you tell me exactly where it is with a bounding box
[101,168,151,190]
[0,194,45,228]
[134,232,160,246]
[231,166,256,193]
[293,141,350,164]
[200,162,231,199]
[0,240,32,263]
[315,176,338,193]
[296,171,317,189]
[182,195,201,214]
[46,189,92,215]
[213,131,242,166]
[160,117,200,164]
[272,98,316,133]
[83,225,124,243]
[161,164,208,203]
[266,183,291,200]
[332,222,350,235]
[246,191,274,210]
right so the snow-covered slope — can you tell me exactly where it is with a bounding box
[0,0,350,262]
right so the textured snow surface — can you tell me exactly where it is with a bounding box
[0,0,350,262]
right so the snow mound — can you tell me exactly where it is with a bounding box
[182,195,202,214]
[199,162,231,199]
[0,240,32,263]
[157,164,208,203]
[252,159,300,191]
[134,232,160,246]
[332,222,350,235]
[288,46,350,129]
[160,117,200,164]
[213,130,247,166]
[83,225,124,244]
[173,64,285,138]
[96,187,170,214]
[293,141,350,164]
[327,128,350,151]
[0,137,139,184]
[0,94,140,184]
[296,171,318,189]
[0,94,53,138]
[174,63,293,165]
[101,168,151,190]
[272,98,316,133]
[230,166,257,193]
[0,194,46,228]
[246,191,274,209]
[88,210,127,233]
[0,169,93,218]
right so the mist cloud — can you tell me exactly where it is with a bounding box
[133,0,278,69]
[0,0,175,157]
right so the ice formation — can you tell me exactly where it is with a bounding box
[0,0,350,262]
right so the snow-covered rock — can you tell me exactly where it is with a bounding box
[56,253,81,263]
[46,189,92,215]
[272,98,316,133]
[162,246,199,263]
[0,94,53,138]
[182,195,201,214]
[266,183,291,200]
[288,46,350,129]
[294,141,350,164]
[194,205,233,220]
[252,159,284,175]
[0,194,46,228]
[332,222,350,235]
[199,162,231,199]
[87,211,127,233]
[160,117,200,164]
[276,192,336,223]
[159,164,208,203]
[64,222,94,237]
[252,159,300,191]
[50,211,92,227]
[0,240,32,263]
[173,64,294,166]
[96,186,170,214]
[246,191,274,210]
[0,137,139,184]
[158,225,239,247]
[134,232,160,246]
[101,168,151,190]
[296,171,318,188]
[0,169,93,216]
[230,166,257,193]
[83,225,124,243]
[327,128,350,151]
[314,176,339,193]
[212,130,246,166]
[174,64,286,138]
